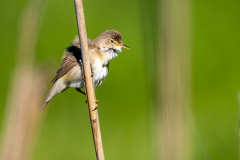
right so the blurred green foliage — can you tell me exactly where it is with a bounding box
[192,0,239,159]
[0,0,239,159]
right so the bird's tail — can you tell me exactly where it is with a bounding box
[40,79,66,110]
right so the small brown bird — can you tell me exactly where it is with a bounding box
[40,30,130,110]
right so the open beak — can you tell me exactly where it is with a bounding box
[121,44,130,50]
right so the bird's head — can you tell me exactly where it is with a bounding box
[96,30,130,53]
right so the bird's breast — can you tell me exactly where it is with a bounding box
[92,59,109,89]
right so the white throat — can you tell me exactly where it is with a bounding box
[101,46,121,65]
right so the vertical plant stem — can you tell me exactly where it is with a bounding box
[0,0,48,159]
[74,0,105,160]
[158,0,192,159]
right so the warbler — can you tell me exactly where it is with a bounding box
[40,30,130,110]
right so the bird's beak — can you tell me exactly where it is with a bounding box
[121,44,130,50]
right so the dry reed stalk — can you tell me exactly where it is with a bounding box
[74,0,105,159]
[0,67,48,160]
[0,1,48,160]
[158,0,192,159]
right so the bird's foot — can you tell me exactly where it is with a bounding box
[85,99,99,111]
[91,72,94,77]
[76,88,86,95]
[92,100,99,111]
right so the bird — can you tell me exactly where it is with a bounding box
[40,30,130,110]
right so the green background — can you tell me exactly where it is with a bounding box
[0,0,239,159]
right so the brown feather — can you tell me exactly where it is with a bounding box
[51,37,95,83]
[51,30,123,83]
[97,30,122,43]
[52,51,79,83]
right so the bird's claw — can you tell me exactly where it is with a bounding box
[85,99,99,111]
[92,100,99,111]
[92,106,98,111]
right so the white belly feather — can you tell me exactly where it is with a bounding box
[92,59,109,89]
[67,60,108,89]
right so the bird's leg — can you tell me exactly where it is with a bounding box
[76,88,86,95]
[81,64,85,79]
[76,87,97,106]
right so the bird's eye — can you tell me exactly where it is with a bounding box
[110,39,114,43]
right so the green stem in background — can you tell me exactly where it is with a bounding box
[158,0,192,159]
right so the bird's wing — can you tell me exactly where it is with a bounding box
[52,51,79,83]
